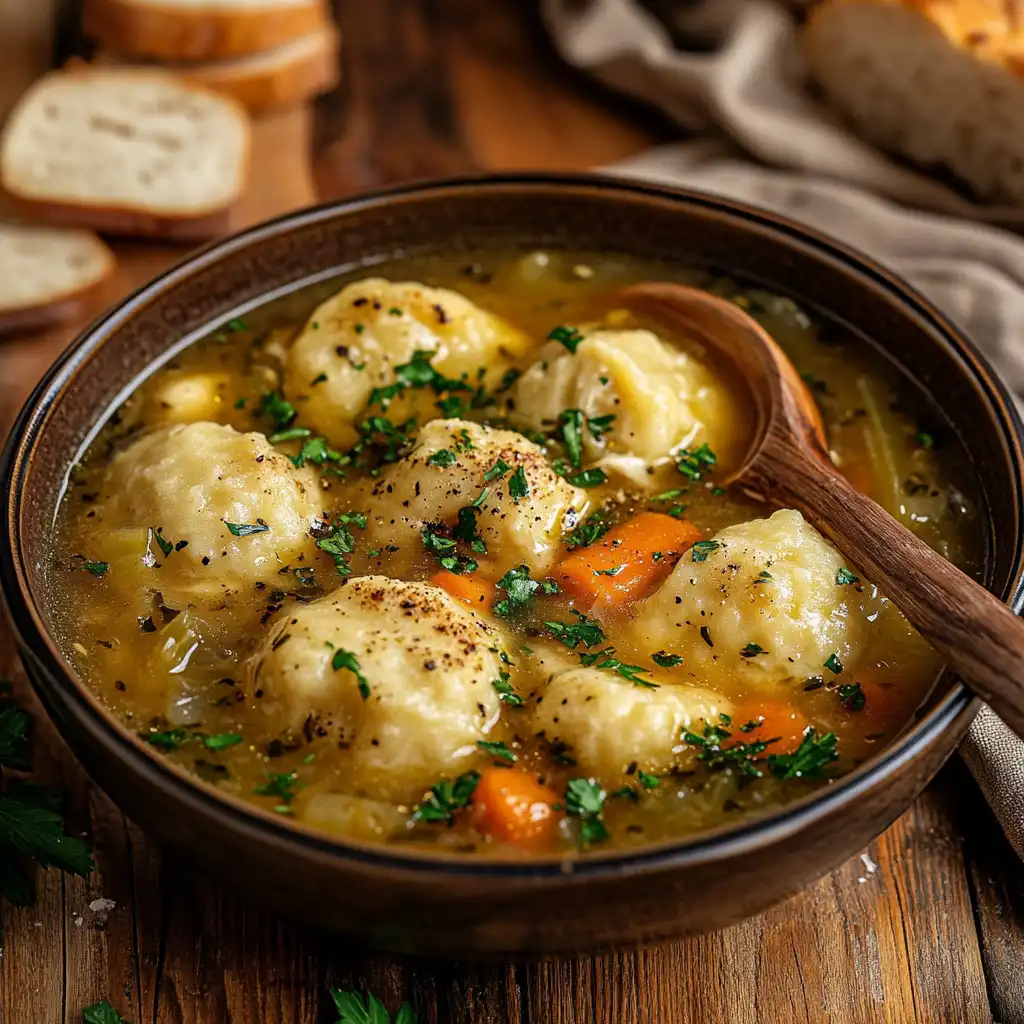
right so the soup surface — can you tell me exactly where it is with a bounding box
[52,251,979,857]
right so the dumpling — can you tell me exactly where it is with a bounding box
[283,278,531,446]
[532,668,730,781]
[90,422,323,602]
[506,327,743,478]
[141,370,234,425]
[245,576,504,801]
[361,419,589,574]
[630,509,873,689]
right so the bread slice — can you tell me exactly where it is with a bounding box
[83,0,327,61]
[0,67,250,240]
[0,224,115,334]
[802,1,1024,204]
[93,22,340,112]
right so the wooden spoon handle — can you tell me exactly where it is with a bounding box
[748,452,1024,736]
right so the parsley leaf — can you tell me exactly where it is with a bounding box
[203,733,243,751]
[149,528,174,558]
[836,567,860,586]
[838,682,866,712]
[413,771,481,824]
[559,409,585,468]
[548,325,585,352]
[566,507,614,550]
[317,513,366,575]
[82,1001,131,1023]
[676,443,717,481]
[254,771,301,807]
[690,540,720,563]
[683,717,772,777]
[754,569,773,585]
[332,648,370,700]
[651,651,683,668]
[492,671,524,707]
[565,778,608,847]
[477,740,516,764]
[368,350,471,411]
[422,525,478,575]
[82,561,109,577]
[767,729,838,780]
[587,413,615,439]
[291,436,343,469]
[544,611,606,650]
[483,458,512,483]
[330,988,418,1024]
[824,652,843,675]
[141,727,192,750]
[577,647,657,688]
[494,565,558,617]
[553,463,607,488]
[224,520,270,537]
[740,643,767,658]
[426,448,458,468]
[508,464,529,500]
[260,391,297,431]
[636,769,660,790]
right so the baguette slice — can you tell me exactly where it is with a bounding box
[94,22,340,112]
[0,68,250,241]
[84,0,327,61]
[803,0,1024,204]
[0,225,115,334]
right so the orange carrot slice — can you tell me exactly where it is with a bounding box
[732,701,811,756]
[471,768,562,851]
[431,570,496,610]
[554,512,703,609]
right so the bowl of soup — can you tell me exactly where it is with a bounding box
[3,174,1022,955]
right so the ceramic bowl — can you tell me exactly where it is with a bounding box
[3,174,1023,956]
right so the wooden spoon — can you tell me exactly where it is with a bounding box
[619,281,1024,738]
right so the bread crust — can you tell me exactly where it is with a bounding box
[94,24,341,111]
[0,236,115,335]
[0,66,251,240]
[83,0,327,61]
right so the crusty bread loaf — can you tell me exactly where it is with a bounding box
[93,22,340,111]
[0,224,115,334]
[802,0,1024,204]
[0,67,250,240]
[84,0,326,61]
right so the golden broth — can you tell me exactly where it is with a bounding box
[51,251,980,856]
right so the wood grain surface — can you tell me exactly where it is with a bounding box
[1,1,1023,1022]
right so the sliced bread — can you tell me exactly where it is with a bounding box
[0,67,250,240]
[0,224,115,334]
[83,0,327,61]
[93,22,340,112]
[802,0,1024,204]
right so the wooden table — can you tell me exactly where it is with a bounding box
[2,2,1023,1021]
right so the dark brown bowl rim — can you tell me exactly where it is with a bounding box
[3,172,1023,883]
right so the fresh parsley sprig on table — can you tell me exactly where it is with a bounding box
[331,988,418,1024]
[0,683,93,906]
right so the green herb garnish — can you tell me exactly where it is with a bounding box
[835,567,860,586]
[824,653,843,675]
[82,560,109,577]
[508,464,529,500]
[690,540,720,563]
[548,325,585,353]
[330,988,418,1024]
[766,729,838,780]
[332,648,370,700]
[676,443,717,481]
[413,771,481,824]
[492,671,524,707]
[544,610,606,650]
[578,647,657,688]
[494,565,558,617]
[651,651,683,668]
[260,391,297,431]
[564,778,608,847]
[838,682,866,712]
[477,740,516,764]
[224,520,269,537]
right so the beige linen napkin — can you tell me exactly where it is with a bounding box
[542,0,1024,857]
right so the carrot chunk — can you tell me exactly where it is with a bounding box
[471,768,562,851]
[732,701,811,756]
[430,570,496,610]
[554,512,703,609]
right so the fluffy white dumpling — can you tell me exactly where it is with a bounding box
[506,328,742,476]
[532,668,730,780]
[284,278,530,446]
[631,509,872,688]
[363,419,589,574]
[246,576,504,801]
[93,422,323,599]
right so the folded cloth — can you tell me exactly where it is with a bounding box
[542,0,1024,858]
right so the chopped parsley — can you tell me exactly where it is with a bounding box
[587,413,616,439]
[233,397,247,409]
[452,505,487,554]
[254,771,301,809]
[636,769,660,790]
[684,717,772,777]
[824,652,843,675]
[227,317,247,332]
[368,350,470,411]
[82,560,109,577]
[566,508,614,550]
[838,682,866,712]
[835,567,860,586]
[317,512,366,575]
[82,1002,130,1023]
[150,528,174,558]
[676,443,717,481]
[766,729,838,780]
[330,988,418,1024]
[142,728,191,750]
[268,426,312,444]
[740,643,767,658]
[331,648,370,700]
[413,771,481,824]
[508,464,530,500]
[651,651,684,668]
[557,408,616,468]
[593,565,623,577]
[203,733,243,751]
[477,740,516,764]
[482,458,512,483]
[690,539,720,562]
[544,610,606,650]
[916,429,935,450]
[578,647,657,688]
[653,488,687,502]
[564,778,608,846]
[491,671,524,707]
[554,464,607,488]
[260,391,297,431]
[291,436,343,469]
[422,524,478,575]
[349,415,417,470]
[426,448,458,468]
[754,569,773,585]
[548,324,585,353]
[494,565,558,617]
[224,520,269,537]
